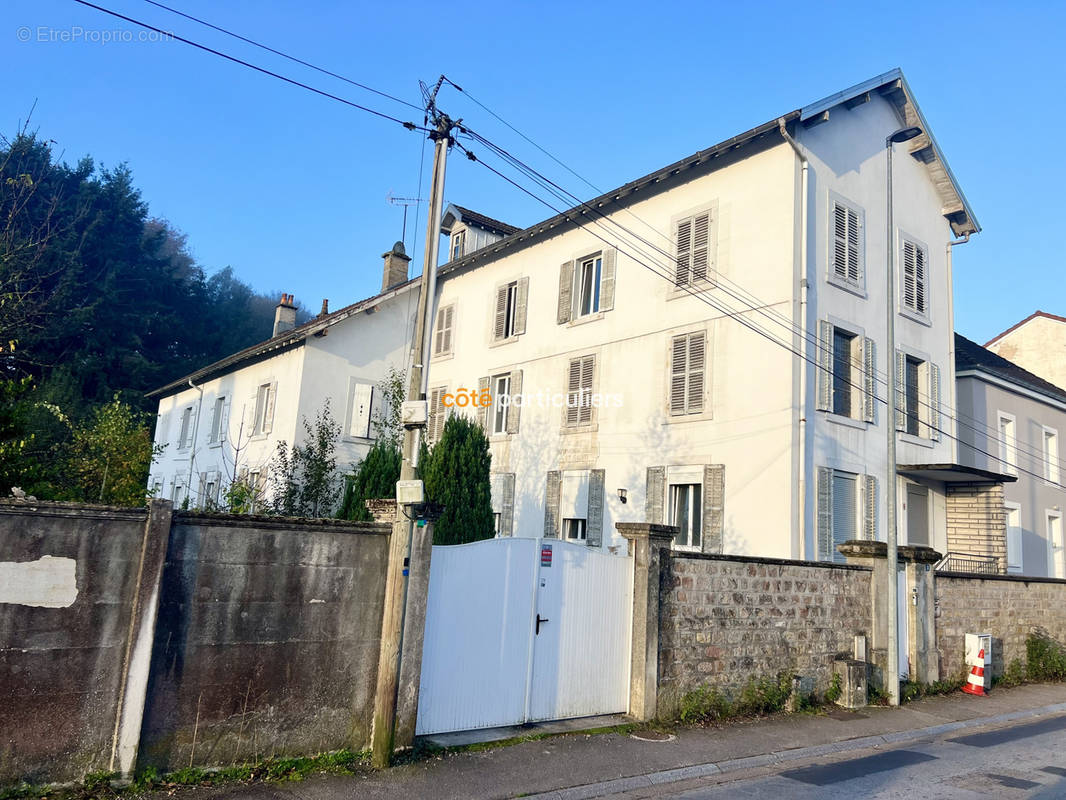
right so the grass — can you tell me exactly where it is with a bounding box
[678,672,808,724]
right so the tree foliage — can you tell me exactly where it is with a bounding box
[421,415,494,545]
[269,401,342,518]
[337,440,402,521]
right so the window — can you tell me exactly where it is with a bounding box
[491,374,511,434]
[171,479,185,505]
[491,472,515,537]
[493,279,527,341]
[819,323,875,423]
[832,328,858,417]
[575,255,602,317]
[669,483,702,550]
[208,397,227,443]
[905,356,921,436]
[434,304,455,356]
[253,383,276,436]
[348,382,374,438]
[249,470,266,513]
[1044,427,1060,484]
[901,238,928,316]
[451,229,465,261]
[674,212,712,286]
[894,351,940,440]
[998,413,1017,474]
[565,355,595,426]
[493,513,501,536]
[1005,502,1023,574]
[831,200,862,286]
[563,518,587,541]
[151,478,163,497]
[669,332,706,416]
[817,467,876,562]
[178,406,193,449]
[831,471,858,562]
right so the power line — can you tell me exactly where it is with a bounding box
[141,0,423,112]
[71,0,427,132]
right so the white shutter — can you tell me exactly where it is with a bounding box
[928,363,941,441]
[687,332,705,413]
[831,472,857,563]
[477,376,490,430]
[493,285,508,340]
[434,304,454,355]
[675,218,692,286]
[262,383,276,434]
[862,337,876,423]
[514,277,529,335]
[669,335,687,416]
[557,261,574,324]
[428,387,445,443]
[600,248,616,312]
[863,474,877,541]
[566,359,581,426]
[691,213,710,282]
[914,244,926,314]
[817,466,833,561]
[895,351,907,432]
[579,356,594,425]
[816,320,833,411]
[349,382,373,438]
[846,207,860,282]
[506,370,523,434]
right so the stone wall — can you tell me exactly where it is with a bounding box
[658,552,872,713]
[945,483,1007,573]
[936,572,1066,679]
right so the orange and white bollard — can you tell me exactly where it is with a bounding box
[962,648,987,696]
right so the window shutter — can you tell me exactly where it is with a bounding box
[262,384,276,434]
[894,351,907,432]
[675,218,691,286]
[506,370,523,434]
[500,472,515,537]
[692,213,711,283]
[832,203,848,280]
[670,336,687,416]
[645,466,665,523]
[186,406,198,448]
[862,337,876,423]
[350,382,373,438]
[428,387,445,444]
[566,359,581,426]
[817,466,833,561]
[831,473,857,562]
[688,332,706,414]
[579,356,594,425]
[928,362,941,441]
[703,464,724,554]
[219,400,229,443]
[600,248,616,311]
[902,241,917,311]
[477,376,490,430]
[587,469,605,547]
[435,305,454,355]
[816,320,833,411]
[863,474,877,541]
[493,286,508,340]
[544,470,561,538]
[514,277,529,335]
[914,244,926,314]
[847,208,860,282]
[557,261,574,324]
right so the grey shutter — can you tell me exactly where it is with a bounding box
[832,203,848,279]
[566,359,581,426]
[816,320,833,411]
[514,277,529,335]
[702,464,724,554]
[688,332,706,414]
[692,213,710,283]
[500,473,515,537]
[862,337,876,423]
[587,469,605,547]
[816,466,833,561]
[477,375,490,430]
[645,466,665,523]
[675,218,692,286]
[863,474,877,541]
[544,470,561,538]
[435,304,453,355]
[928,362,941,441]
[493,286,508,340]
[669,335,687,416]
[506,370,523,434]
[914,244,926,314]
[579,356,594,425]
[557,261,574,324]
[895,350,907,432]
[428,387,445,443]
[600,248,616,312]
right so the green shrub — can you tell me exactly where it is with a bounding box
[824,672,842,704]
[421,415,494,545]
[1027,631,1066,681]
[337,440,401,521]
[679,685,731,724]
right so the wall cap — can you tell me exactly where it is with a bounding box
[174,511,391,535]
[837,540,943,564]
[673,551,872,573]
[616,522,678,542]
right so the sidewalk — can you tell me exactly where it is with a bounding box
[163,683,1066,800]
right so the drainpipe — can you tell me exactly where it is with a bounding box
[946,233,970,452]
[186,378,204,507]
[780,118,809,560]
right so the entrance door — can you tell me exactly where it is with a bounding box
[906,484,929,546]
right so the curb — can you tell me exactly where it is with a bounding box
[521,701,1066,800]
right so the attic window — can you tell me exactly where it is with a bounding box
[451,229,466,261]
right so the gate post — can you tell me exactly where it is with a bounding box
[617,522,677,721]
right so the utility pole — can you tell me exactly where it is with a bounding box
[371,77,456,768]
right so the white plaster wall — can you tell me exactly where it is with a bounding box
[799,95,958,557]
[987,316,1066,392]
[430,141,798,558]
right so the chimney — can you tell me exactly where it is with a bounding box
[382,241,411,291]
[273,293,296,337]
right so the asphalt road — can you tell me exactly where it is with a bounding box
[623,712,1066,799]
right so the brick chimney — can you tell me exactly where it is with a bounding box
[273,293,296,337]
[382,241,411,291]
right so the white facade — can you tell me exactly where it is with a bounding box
[427,71,978,561]
[149,282,415,510]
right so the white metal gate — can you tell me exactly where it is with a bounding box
[415,538,633,736]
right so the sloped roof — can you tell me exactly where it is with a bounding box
[452,205,520,236]
[955,332,1066,405]
[984,311,1066,348]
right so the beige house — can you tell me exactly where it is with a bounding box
[985,311,1066,391]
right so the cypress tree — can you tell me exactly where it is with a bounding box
[338,440,402,521]
[421,415,494,545]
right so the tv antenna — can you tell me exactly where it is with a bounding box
[387,192,423,246]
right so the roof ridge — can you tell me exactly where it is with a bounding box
[985,311,1066,347]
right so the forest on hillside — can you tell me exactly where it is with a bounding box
[0,126,306,500]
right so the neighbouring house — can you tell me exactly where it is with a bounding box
[426,68,1010,562]
[984,311,1066,392]
[146,243,416,510]
[955,332,1066,576]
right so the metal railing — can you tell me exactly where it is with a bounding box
[935,551,1000,575]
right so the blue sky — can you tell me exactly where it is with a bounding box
[3,0,1062,344]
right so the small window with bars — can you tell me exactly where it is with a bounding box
[565,355,595,427]
[901,237,928,316]
[831,200,862,286]
[669,332,706,416]
[674,211,713,287]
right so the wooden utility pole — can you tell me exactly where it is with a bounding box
[371,79,455,769]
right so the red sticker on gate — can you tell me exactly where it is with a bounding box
[541,544,552,567]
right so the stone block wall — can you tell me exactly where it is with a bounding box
[945,483,1007,573]
[936,573,1066,679]
[657,553,872,713]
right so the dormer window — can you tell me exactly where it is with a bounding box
[451,229,466,261]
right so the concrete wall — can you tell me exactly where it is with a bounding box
[936,572,1066,680]
[0,502,390,786]
[657,552,871,712]
[0,503,148,784]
